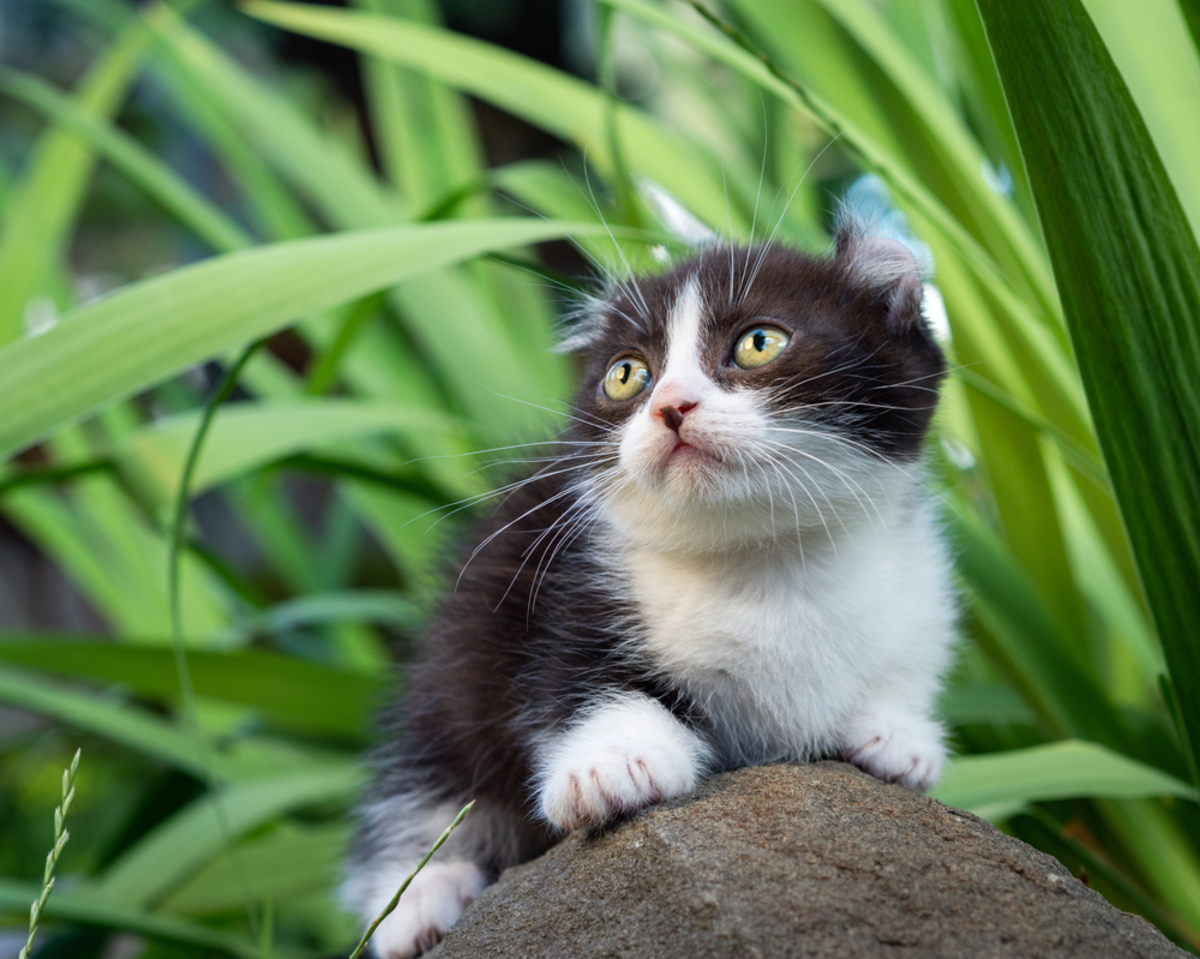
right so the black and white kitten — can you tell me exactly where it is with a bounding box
[342,227,956,957]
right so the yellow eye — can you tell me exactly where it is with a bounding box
[733,325,790,369]
[603,357,651,401]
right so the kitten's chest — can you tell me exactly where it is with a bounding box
[621,546,868,760]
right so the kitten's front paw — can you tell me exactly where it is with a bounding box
[363,861,486,958]
[842,708,945,791]
[536,693,710,832]
[540,741,696,831]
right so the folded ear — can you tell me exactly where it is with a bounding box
[553,295,610,354]
[835,228,925,334]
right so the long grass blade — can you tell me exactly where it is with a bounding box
[976,0,1200,784]
[0,18,151,344]
[0,218,604,460]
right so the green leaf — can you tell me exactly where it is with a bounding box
[0,18,152,344]
[1083,0,1200,239]
[0,664,285,780]
[601,0,1057,317]
[25,425,231,642]
[1178,0,1200,56]
[352,0,483,210]
[0,878,285,959]
[0,66,253,253]
[117,399,462,510]
[152,4,400,231]
[253,590,422,634]
[938,683,1035,726]
[0,218,601,460]
[0,638,385,737]
[976,0,1200,786]
[935,740,1199,813]
[947,502,1128,747]
[91,763,361,908]
[799,0,1052,308]
[240,0,740,231]
[159,822,348,915]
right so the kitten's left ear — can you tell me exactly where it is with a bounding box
[835,229,924,334]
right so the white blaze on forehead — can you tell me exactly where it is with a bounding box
[660,275,706,388]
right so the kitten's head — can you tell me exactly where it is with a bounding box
[566,231,946,551]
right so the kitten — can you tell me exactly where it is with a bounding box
[341,227,956,957]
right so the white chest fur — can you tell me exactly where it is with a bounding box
[621,497,955,768]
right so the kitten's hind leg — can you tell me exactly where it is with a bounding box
[535,691,713,832]
[341,793,513,958]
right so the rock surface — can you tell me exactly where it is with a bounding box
[430,762,1185,958]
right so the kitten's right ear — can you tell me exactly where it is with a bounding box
[553,298,608,354]
[835,226,925,334]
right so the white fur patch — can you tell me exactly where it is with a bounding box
[535,692,712,831]
[662,275,704,385]
[841,702,946,791]
[622,494,955,783]
[348,859,486,959]
[341,793,511,958]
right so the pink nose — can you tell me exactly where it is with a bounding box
[658,400,697,434]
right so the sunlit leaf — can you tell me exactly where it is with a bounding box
[0,638,385,737]
[977,0,1200,790]
[935,740,1199,812]
[117,399,462,510]
[91,763,361,908]
[0,878,284,959]
[0,218,602,460]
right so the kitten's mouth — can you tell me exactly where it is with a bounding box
[665,435,719,467]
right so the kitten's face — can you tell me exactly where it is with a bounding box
[570,239,946,550]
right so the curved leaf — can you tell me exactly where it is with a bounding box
[117,399,462,508]
[0,878,283,959]
[91,763,361,908]
[0,67,252,253]
[935,740,1198,813]
[977,0,1200,788]
[240,0,740,231]
[0,20,152,344]
[0,665,287,780]
[0,638,386,737]
[0,218,600,459]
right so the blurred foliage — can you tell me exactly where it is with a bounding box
[0,0,1197,955]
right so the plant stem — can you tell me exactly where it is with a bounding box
[347,801,475,959]
[19,748,80,959]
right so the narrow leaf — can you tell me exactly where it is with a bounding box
[0,878,282,959]
[976,0,1200,782]
[0,638,385,737]
[92,763,361,908]
[0,664,285,780]
[241,0,738,230]
[0,19,151,343]
[0,67,253,252]
[935,740,1198,811]
[0,218,601,459]
[117,399,462,509]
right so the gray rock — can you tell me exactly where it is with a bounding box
[430,762,1185,958]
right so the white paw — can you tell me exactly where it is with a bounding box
[536,693,711,832]
[842,707,945,791]
[362,861,486,958]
